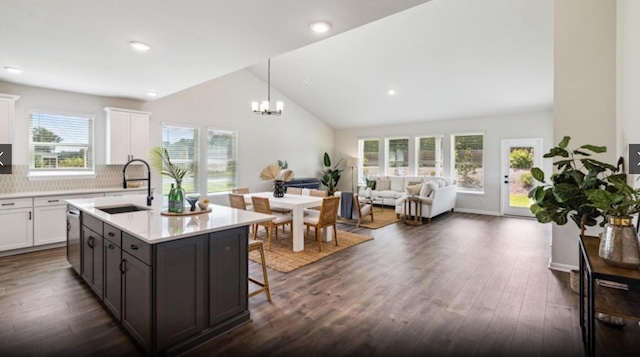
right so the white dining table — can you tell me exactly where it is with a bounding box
[246,192,332,252]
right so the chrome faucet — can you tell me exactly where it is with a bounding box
[123,158,153,206]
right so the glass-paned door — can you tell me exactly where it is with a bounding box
[501,138,542,217]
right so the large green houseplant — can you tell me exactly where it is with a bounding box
[528,136,640,268]
[321,152,343,195]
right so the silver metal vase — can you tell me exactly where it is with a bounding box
[598,216,640,269]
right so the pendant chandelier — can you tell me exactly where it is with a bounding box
[251,59,283,116]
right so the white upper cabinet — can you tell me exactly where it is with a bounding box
[104,107,151,164]
[0,94,20,144]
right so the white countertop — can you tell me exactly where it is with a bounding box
[67,194,274,245]
[0,187,150,200]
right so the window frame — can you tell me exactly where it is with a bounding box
[384,136,410,176]
[161,123,200,195]
[205,127,238,194]
[450,132,485,193]
[358,137,381,181]
[415,135,444,177]
[28,109,95,178]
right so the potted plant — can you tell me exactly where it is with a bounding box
[149,146,189,187]
[528,136,640,268]
[321,152,343,196]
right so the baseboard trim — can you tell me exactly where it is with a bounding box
[548,258,577,272]
[453,208,501,216]
[0,242,66,258]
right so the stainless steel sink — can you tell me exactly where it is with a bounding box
[96,205,151,214]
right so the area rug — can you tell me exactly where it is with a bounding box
[337,206,402,229]
[248,229,373,273]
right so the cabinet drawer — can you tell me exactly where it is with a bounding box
[104,224,122,247]
[123,233,151,265]
[0,197,32,210]
[34,196,67,207]
[82,213,103,236]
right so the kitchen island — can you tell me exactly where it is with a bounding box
[66,194,274,356]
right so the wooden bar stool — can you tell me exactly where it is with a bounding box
[248,239,271,301]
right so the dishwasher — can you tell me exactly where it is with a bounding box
[66,205,81,275]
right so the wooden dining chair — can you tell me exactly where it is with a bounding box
[251,196,293,250]
[353,193,374,228]
[307,189,327,211]
[287,187,302,195]
[229,193,255,233]
[229,193,271,301]
[303,196,340,252]
[231,187,253,209]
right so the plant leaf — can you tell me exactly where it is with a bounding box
[530,167,545,183]
[579,144,607,153]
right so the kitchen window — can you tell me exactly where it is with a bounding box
[162,124,199,195]
[28,111,94,175]
[206,129,237,193]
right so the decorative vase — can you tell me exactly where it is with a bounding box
[598,216,640,269]
[273,180,285,198]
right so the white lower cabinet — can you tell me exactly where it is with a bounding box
[34,204,67,246]
[0,198,33,251]
[33,194,104,246]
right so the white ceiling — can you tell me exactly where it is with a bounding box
[0,0,552,130]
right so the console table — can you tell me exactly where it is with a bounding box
[578,234,640,356]
[283,178,320,191]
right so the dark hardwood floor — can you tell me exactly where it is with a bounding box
[0,212,636,356]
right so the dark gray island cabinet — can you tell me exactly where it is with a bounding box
[75,212,249,356]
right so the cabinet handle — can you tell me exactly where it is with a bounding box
[108,244,115,250]
[28,211,32,220]
[108,232,115,237]
[2,203,15,206]
[130,244,138,250]
[48,199,59,203]
[88,236,94,248]
[119,259,126,274]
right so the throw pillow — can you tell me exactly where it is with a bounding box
[376,178,391,191]
[405,183,422,196]
[407,181,422,187]
[420,182,433,197]
[366,178,377,190]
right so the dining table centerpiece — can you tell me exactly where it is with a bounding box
[259,160,294,197]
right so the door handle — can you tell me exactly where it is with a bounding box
[504,181,508,184]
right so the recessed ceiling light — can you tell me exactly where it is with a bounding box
[146,92,157,97]
[129,41,151,51]
[309,21,331,33]
[387,89,396,96]
[4,66,23,74]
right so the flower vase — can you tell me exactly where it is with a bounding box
[598,216,640,269]
[273,180,285,198]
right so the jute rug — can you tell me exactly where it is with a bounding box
[248,228,373,273]
[337,206,402,229]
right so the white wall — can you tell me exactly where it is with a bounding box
[141,69,334,205]
[550,0,617,271]
[334,111,553,214]
[617,0,640,182]
[0,81,144,165]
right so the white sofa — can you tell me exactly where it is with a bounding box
[356,175,457,223]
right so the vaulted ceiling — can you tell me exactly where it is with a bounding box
[0,0,552,130]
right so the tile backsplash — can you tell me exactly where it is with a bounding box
[0,165,145,193]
